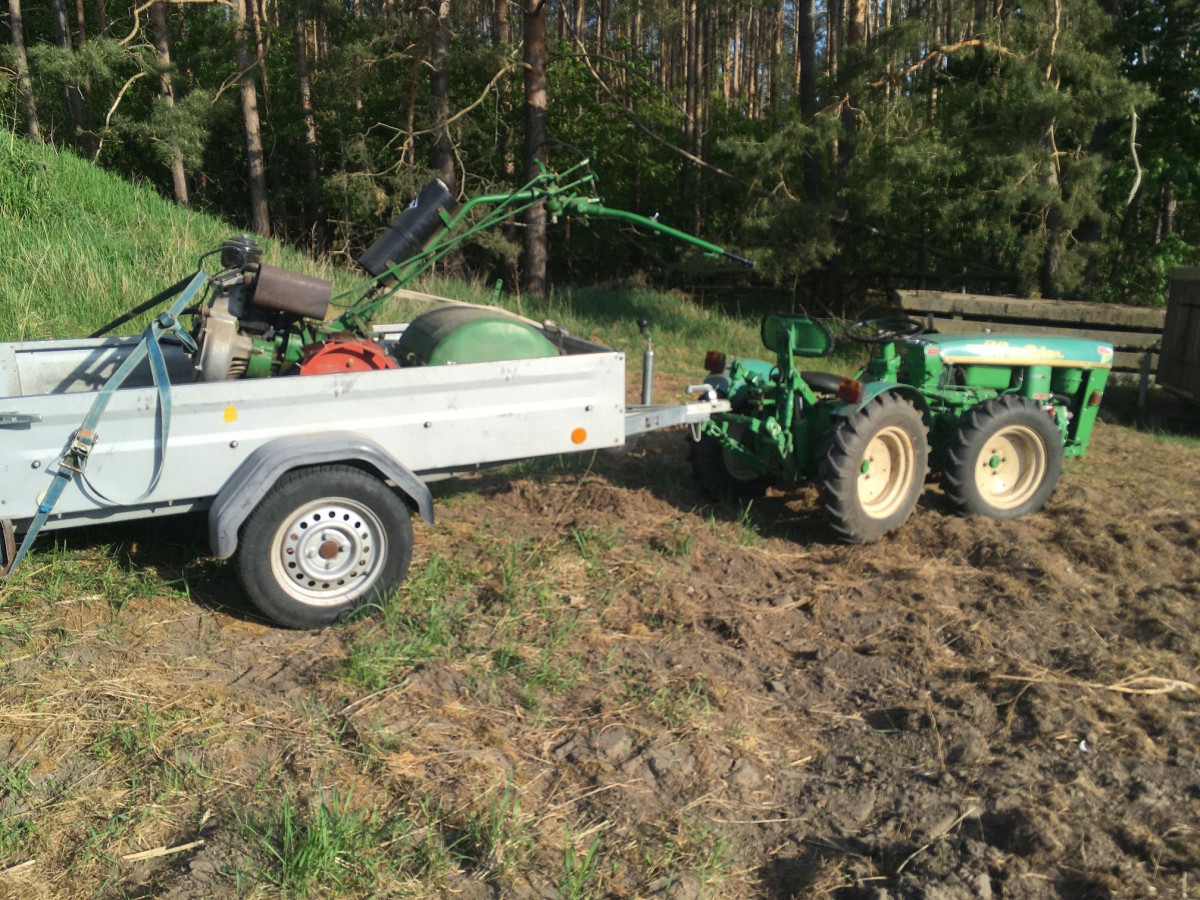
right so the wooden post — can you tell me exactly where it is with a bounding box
[1137,348,1153,408]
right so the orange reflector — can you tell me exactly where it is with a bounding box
[703,351,726,374]
[838,378,865,405]
[1088,390,1103,407]
[571,428,588,444]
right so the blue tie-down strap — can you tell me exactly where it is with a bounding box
[3,271,208,584]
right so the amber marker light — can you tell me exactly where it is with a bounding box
[703,351,726,374]
[571,428,588,444]
[838,378,865,404]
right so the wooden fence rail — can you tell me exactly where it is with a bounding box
[891,289,1166,377]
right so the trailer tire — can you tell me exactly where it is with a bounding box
[942,395,1063,519]
[689,423,771,502]
[818,393,929,543]
[235,465,414,629]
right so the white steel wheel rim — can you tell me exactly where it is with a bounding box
[974,425,1047,510]
[858,425,916,519]
[269,497,388,607]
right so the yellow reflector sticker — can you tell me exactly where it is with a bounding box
[223,405,238,423]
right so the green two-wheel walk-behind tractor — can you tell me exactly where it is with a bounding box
[690,314,1114,542]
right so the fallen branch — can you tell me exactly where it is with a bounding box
[566,31,755,191]
[896,806,983,874]
[990,673,1199,696]
[122,839,205,862]
[95,71,149,159]
[210,59,262,107]
[120,0,236,46]
[866,40,1012,91]
[392,60,518,144]
[1126,107,1142,206]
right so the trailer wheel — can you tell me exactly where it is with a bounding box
[689,423,771,502]
[235,465,414,629]
[818,393,929,543]
[942,395,1063,519]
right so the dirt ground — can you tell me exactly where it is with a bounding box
[1,384,1198,899]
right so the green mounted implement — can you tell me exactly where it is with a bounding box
[692,315,1113,542]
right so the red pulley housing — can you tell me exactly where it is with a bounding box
[297,336,399,375]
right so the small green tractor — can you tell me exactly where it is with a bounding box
[691,314,1113,542]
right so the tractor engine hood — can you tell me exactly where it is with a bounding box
[916,334,1114,369]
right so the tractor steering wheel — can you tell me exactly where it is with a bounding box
[845,316,926,344]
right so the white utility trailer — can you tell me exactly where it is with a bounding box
[0,306,727,628]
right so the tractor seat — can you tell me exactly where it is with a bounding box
[800,371,843,394]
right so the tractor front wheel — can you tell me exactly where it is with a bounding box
[818,393,930,543]
[942,395,1063,518]
[689,423,771,502]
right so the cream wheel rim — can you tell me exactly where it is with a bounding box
[857,425,916,519]
[974,425,1047,510]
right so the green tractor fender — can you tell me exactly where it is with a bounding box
[832,382,929,420]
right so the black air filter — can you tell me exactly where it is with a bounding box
[358,180,459,279]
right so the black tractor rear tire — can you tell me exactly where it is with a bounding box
[818,393,930,543]
[235,464,414,629]
[942,395,1063,519]
[689,424,771,503]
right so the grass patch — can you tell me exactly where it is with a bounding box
[237,789,406,896]
[0,136,358,343]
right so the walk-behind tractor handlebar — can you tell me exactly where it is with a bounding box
[170,158,753,384]
[339,158,752,333]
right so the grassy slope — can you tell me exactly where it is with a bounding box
[0,135,358,344]
[0,134,846,383]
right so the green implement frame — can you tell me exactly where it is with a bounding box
[333,159,751,335]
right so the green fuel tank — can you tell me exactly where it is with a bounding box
[392,305,560,366]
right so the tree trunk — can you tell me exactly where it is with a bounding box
[233,0,271,236]
[8,0,41,141]
[770,0,783,120]
[522,0,548,299]
[430,0,456,195]
[248,0,269,97]
[793,0,802,94]
[50,0,95,153]
[827,0,838,81]
[732,9,742,100]
[150,2,189,205]
[96,0,109,37]
[841,0,867,169]
[1038,122,1064,298]
[295,12,325,249]
[74,0,92,104]
[684,0,696,145]
[74,0,86,46]
[798,0,819,200]
[494,0,510,44]
[1160,183,1177,238]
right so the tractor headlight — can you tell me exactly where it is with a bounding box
[704,351,726,374]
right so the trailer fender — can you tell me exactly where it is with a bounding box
[832,383,929,419]
[208,432,434,560]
